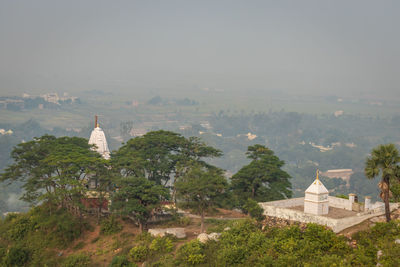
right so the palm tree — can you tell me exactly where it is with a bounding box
[365,144,400,222]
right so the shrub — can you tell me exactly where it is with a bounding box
[242,199,265,222]
[52,213,87,247]
[109,255,137,267]
[73,241,85,250]
[178,216,192,226]
[148,254,175,267]
[3,246,30,266]
[7,215,33,241]
[101,216,123,235]
[29,206,90,248]
[175,240,205,266]
[91,236,100,243]
[380,243,400,267]
[205,218,234,233]
[134,231,153,244]
[62,253,91,267]
[149,236,174,253]
[129,245,149,262]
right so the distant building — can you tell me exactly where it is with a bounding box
[41,93,59,104]
[321,169,353,186]
[334,110,344,117]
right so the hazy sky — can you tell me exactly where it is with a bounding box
[0,0,399,97]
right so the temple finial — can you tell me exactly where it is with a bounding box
[95,115,98,129]
[316,169,319,180]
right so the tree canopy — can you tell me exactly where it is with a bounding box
[231,144,292,205]
[112,131,222,186]
[1,135,107,213]
[175,164,228,232]
[365,143,400,222]
[111,176,169,232]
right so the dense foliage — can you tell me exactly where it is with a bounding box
[111,131,221,186]
[111,177,169,232]
[1,128,399,266]
[231,145,292,205]
[1,135,107,215]
[0,205,91,266]
[175,164,228,232]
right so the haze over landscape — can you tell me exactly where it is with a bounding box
[1,1,400,266]
[1,0,399,99]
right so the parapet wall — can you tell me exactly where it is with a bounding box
[259,197,304,208]
[328,196,352,210]
[259,200,399,233]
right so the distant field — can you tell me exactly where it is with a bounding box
[0,89,399,131]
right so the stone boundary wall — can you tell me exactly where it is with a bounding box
[259,201,399,233]
[328,196,352,210]
[260,197,304,208]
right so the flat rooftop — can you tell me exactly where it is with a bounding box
[288,205,358,219]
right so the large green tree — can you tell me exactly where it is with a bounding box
[112,131,222,187]
[175,164,228,232]
[365,144,400,222]
[231,145,292,205]
[0,135,107,214]
[112,130,186,185]
[111,176,169,233]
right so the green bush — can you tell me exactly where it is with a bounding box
[175,240,205,266]
[6,215,33,241]
[109,255,137,267]
[380,243,400,267]
[178,216,192,226]
[148,254,175,267]
[62,253,91,267]
[29,205,90,248]
[91,236,100,243]
[149,236,174,253]
[205,218,235,233]
[242,199,265,221]
[3,246,30,266]
[73,241,85,250]
[129,245,149,262]
[101,216,123,235]
[134,231,153,243]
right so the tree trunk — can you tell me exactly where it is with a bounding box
[97,206,101,224]
[200,210,205,233]
[383,178,391,222]
[139,222,143,233]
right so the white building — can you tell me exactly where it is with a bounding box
[304,170,329,215]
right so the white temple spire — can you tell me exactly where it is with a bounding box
[88,115,110,160]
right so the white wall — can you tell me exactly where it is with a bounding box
[259,201,399,233]
[328,196,352,210]
[261,197,304,208]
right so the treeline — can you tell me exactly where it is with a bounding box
[0,96,81,111]
[0,131,292,232]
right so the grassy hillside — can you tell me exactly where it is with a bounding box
[1,205,400,266]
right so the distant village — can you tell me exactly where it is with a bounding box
[0,92,80,111]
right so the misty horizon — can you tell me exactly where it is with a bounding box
[0,0,399,99]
